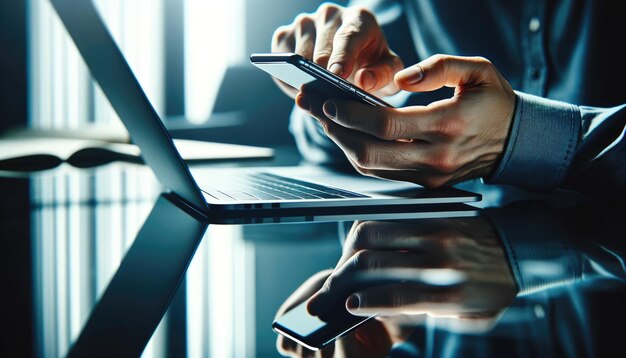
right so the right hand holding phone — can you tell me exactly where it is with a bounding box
[272,4,403,99]
[275,269,394,358]
[307,219,518,330]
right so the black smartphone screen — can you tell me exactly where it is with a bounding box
[250,53,393,108]
[272,299,376,351]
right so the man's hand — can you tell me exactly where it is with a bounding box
[306,218,517,332]
[297,54,517,188]
[274,270,393,358]
[272,3,403,99]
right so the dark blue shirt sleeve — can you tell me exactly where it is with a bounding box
[486,92,626,195]
[486,92,581,191]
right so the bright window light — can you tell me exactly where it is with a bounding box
[29,0,165,128]
[184,0,245,124]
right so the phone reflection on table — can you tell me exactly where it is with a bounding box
[275,198,626,357]
[275,215,517,356]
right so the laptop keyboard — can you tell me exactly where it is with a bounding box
[202,172,369,201]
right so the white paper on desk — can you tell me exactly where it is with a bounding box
[0,137,273,168]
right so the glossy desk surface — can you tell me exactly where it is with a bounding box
[1,161,624,358]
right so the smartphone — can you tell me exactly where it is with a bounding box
[272,299,376,351]
[272,269,465,351]
[250,52,393,107]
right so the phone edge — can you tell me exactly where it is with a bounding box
[271,312,377,351]
[250,52,394,108]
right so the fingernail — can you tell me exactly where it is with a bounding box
[404,65,424,85]
[323,101,336,119]
[361,71,376,91]
[329,63,344,76]
[346,294,360,310]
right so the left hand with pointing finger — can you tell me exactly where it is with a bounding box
[296,54,517,188]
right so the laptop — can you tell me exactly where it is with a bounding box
[50,0,480,217]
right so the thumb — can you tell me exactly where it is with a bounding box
[394,54,493,92]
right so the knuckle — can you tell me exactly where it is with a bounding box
[472,56,495,73]
[353,249,375,270]
[331,24,361,59]
[313,50,332,64]
[351,221,375,249]
[336,22,361,41]
[318,3,341,21]
[352,6,375,22]
[353,145,375,168]
[428,152,460,174]
[429,117,463,139]
[295,14,315,32]
[431,53,450,74]
[375,113,400,140]
[321,273,337,291]
[472,56,492,66]
[272,26,291,44]
[431,53,449,65]
[390,53,404,71]
[294,12,310,23]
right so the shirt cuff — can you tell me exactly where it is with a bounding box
[484,202,581,296]
[486,92,582,191]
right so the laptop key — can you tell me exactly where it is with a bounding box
[245,182,307,200]
[245,175,329,199]
[255,173,366,198]
[240,189,281,200]
[203,172,370,201]
[220,190,259,201]
[252,182,323,199]
[203,190,235,201]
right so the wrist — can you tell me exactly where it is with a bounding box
[485,92,582,191]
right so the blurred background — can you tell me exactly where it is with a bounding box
[0,1,354,357]
[0,0,348,146]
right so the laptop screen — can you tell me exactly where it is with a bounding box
[50,0,207,210]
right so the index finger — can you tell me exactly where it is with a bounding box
[275,269,333,320]
[326,8,379,78]
[312,4,342,68]
[307,250,445,318]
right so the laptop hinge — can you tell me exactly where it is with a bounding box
[163,192,209,222]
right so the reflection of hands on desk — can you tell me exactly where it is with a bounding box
[275,200,626,357]
[275,269,395,358]
[275,217,518,357]
[307,218,517,328]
